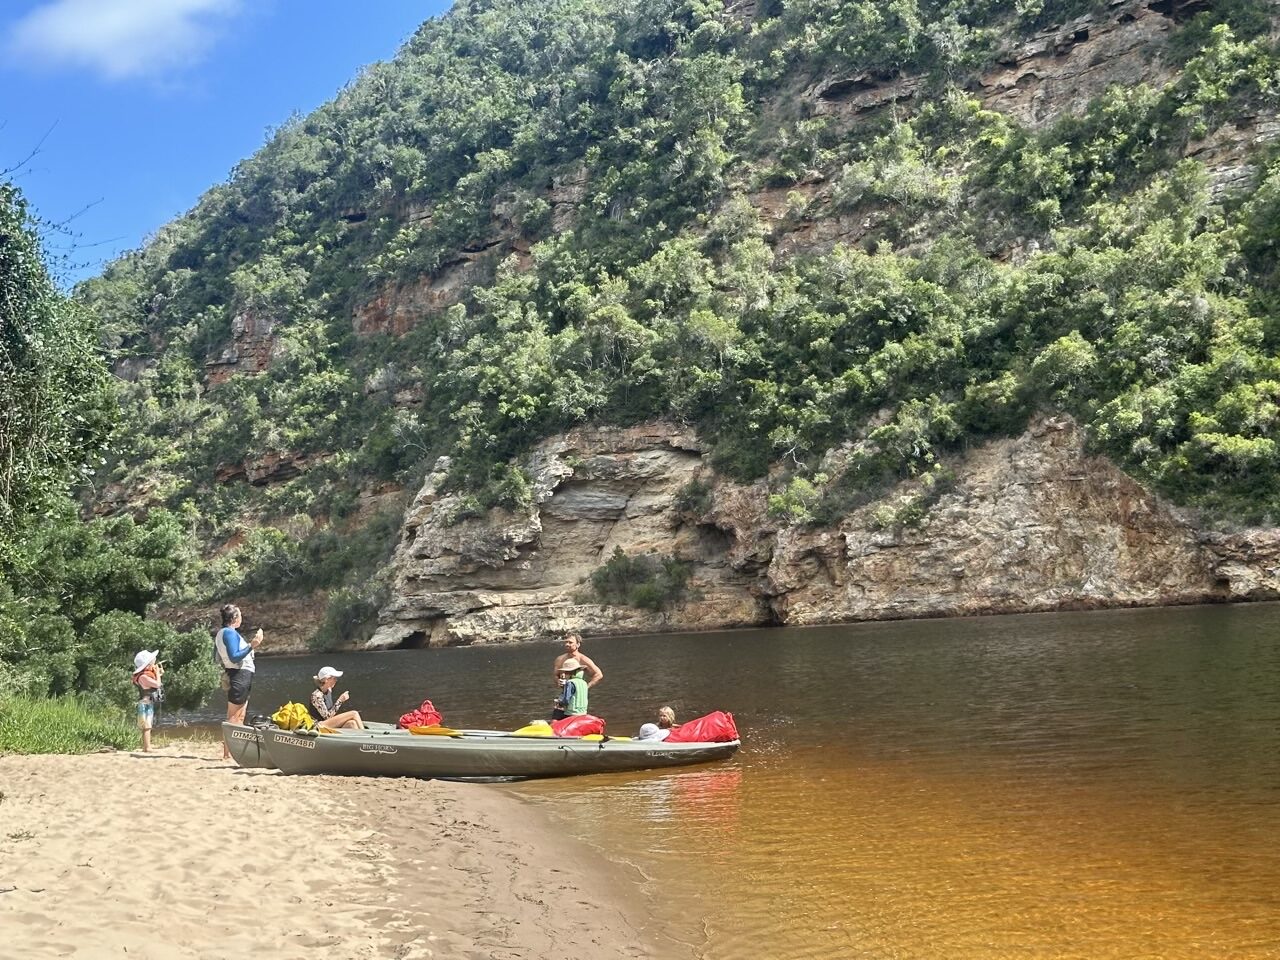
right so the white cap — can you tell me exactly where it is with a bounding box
[133,650,158,674]
[637,723,661,740]
[315,666,343,681]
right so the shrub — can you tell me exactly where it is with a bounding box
[868,466,957,531]
[311,583,389,652]
[709,430,771,481]
[768,473,829,524]
[1164,0,1273,65]
[76,611,217,711]
[590,547,692,612]
[0,183,113,548]
[443,495,485,526]
[233,508,403,595]
[674,478,714,516]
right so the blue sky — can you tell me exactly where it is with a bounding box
[2,0,453,284]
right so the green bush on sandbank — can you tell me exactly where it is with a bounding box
[0,695,138,755]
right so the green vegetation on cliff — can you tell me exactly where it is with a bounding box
[73,0,1280,634]
[591,547,693,612]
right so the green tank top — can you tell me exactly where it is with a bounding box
[567,676,588,715]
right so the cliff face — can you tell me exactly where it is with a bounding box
[765,417,1280,624]
[370,423,766,647]
[809,3,1176,129]
[356,1,1280,647]
[368,416,1280,647]
[108,0,1280,651]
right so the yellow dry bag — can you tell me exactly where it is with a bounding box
[271,702,314,731]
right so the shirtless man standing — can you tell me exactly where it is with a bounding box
[552,633,603,688]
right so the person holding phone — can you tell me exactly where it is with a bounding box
[308,666,364,729]
[214,603,262,758]
[131,649,165,753]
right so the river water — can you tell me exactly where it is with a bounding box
[187,603,1280,958]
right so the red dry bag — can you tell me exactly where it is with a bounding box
[397,699,443,729]
[550,714,606,737]
[665,711,738,743]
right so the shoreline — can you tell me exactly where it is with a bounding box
[207,597,1280,659]
[0,741,683,959]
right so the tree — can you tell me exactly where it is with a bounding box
[0,182,113,548]
[0,507,216,710]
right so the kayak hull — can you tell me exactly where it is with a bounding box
[221,720,397,769]
[258,727,740,780]
[222,722,277,768]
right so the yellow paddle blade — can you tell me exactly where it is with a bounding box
[409,724,463,737]
[511,722,554,737]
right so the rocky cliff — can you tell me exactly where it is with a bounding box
[368,415,1280,648]
[104,0,1280,651]
[354,1,1280,647]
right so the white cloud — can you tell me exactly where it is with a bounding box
[7,0,243,80]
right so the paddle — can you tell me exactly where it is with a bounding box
[407,725,465,737]
[407,726,608,740]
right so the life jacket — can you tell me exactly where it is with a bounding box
[213,627,236,668]
[559,675,588,715]
[132,665,161,701]
[213,627,254,670]
[308,688,335,722]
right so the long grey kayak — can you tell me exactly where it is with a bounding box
[257,726,740,780]
[221,720,399,769]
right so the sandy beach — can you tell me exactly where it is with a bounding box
[0,740,681,959]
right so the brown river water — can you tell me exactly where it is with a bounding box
[187,603,1280,958]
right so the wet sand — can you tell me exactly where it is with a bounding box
[0,740,679,959]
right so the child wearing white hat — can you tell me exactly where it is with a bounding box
[131,650,164,752]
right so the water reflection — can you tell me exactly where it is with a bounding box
[184,603,1280,958]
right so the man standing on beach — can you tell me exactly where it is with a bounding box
[552,633,603,688]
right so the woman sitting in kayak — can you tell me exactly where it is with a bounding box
[308,666,365,730]
[637,705,676,741]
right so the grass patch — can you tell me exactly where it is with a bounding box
[0,695,138,755]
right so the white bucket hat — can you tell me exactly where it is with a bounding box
[559,658,581,674]
[133,650,159,674]
[314,666,343,681]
